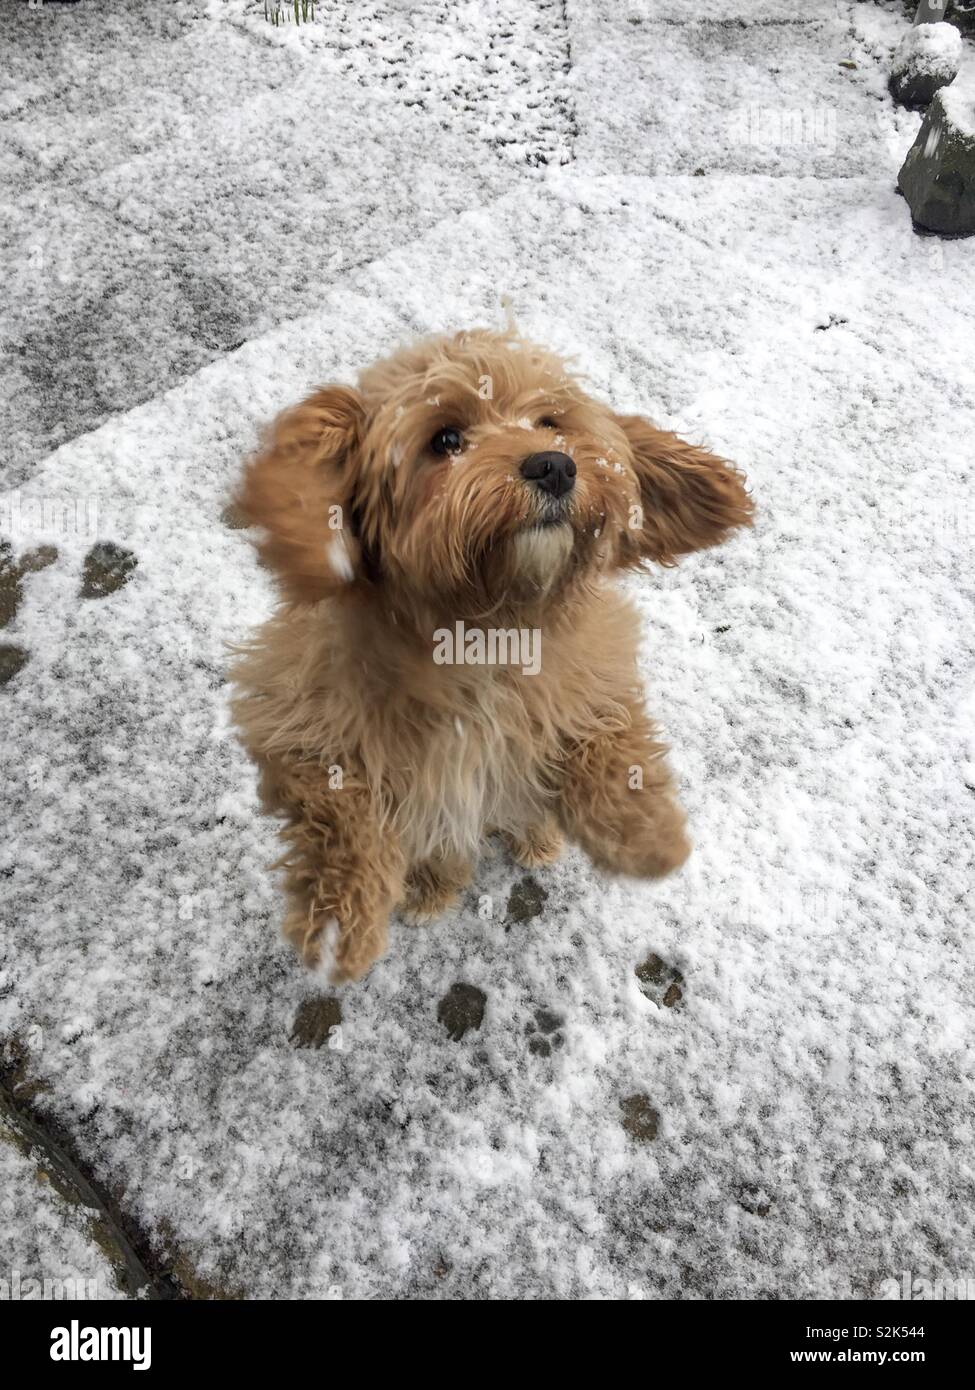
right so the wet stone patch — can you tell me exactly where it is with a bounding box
[437,983,486,1041]
[635,952,684,1009]
[80,542,138,599]
[0,645,30,686]
[620,1093,660,1143]
[289,997,343,1050]
[506,874,547,926]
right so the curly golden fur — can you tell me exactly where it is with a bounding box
[230,329,753,982]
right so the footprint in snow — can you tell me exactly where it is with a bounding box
[635,952,685,1009]
[737,1184,772,1217]
[290,996,343,1050]
[80,542,138,600]
[0,539,58,686]
[437,982,486,1041]
[620,1093,660,1143]
[524,1007,565,1058]
[0,538,139,687]
[505,873,548,927]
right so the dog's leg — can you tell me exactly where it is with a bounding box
[400,851,472,924]
[558,704,690,879]
[503,818,564,869]
[268,757,405,982]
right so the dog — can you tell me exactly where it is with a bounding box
[231,329,753,982]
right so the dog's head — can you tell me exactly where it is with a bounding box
[238,329,753,611]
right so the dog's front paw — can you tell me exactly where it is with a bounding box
[399,855,471,924]
[284,908,386,984]
[302,914,344,983]
[503,821,564,870]
[602,806,691,880]
[569,794,691,881]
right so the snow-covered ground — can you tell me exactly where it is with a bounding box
[2,0,974,1299]
[0,1139,126,1302]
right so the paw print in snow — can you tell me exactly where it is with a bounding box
[525,1007,564,1057]
[505,874,547,927]
[635,952,684,1009]
[437,983,486,1041]
[80,542,138,599]
[0,539,58,685]
[1,538,138,687]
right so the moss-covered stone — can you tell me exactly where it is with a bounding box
[889,23,961,110]
[898,83,975,236]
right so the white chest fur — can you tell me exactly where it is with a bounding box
[390,675,550,863]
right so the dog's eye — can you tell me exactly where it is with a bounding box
[430,426,465,456]
[537,416,560,430]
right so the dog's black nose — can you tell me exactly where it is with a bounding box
[520,451,576,499]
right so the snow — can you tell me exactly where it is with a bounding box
[891,22,963,83]
[572,4,900,177]
[0,1137,125,1301]
[0,2,509,482]
[2,0,975,1300]
[212,0,576,168]
[940,68,975,137]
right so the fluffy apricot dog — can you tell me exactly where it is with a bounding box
[231,329,753,982]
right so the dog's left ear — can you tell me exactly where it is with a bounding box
[615,414,754,567]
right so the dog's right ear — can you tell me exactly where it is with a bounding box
[237,385,366,603]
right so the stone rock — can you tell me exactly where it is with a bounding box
[437,982,486,1041]
[80,542,138,599]
[953,4,975,37]
[898,79,975,236]
[889,23,962,110]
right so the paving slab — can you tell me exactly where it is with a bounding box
[2,166,973,1298]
